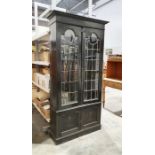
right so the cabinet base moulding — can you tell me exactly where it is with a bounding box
[49,124,101,144]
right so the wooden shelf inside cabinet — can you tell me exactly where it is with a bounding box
[32,61,50,66]
[32,81,50,93]
[32,102,50,123]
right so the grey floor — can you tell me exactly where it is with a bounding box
[32,87,122,155]
[104,87,122,117]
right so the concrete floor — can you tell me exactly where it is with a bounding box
[104,87,122,116]
[32,88,122,155]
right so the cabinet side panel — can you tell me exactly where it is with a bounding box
[50,22,58,110]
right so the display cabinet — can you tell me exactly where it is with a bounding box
[32,10,108,144]
[32,11,108,144]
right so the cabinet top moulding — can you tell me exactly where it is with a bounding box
[46,10,109,30]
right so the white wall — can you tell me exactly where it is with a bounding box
[93,0,122,54]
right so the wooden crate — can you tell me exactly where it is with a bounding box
[41,106,50,119]
[32,88,49,101]
[32,45,36,52]
[40,46,49,51]
[32,86,38,100]
[37,91,49,100]
[38,100,50,119]
[32,52,35,61]
[39,51,49,62]
[32,99,50,120]
[32,68,37,80]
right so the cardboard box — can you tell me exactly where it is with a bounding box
[35,73,50,90]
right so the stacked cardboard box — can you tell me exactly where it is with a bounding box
[39,46,50,62]
[34,73,50,90]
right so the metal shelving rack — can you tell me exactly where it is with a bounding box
[32,0,66,125]
[32,32,51,122]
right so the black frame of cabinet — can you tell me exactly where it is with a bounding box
[47,10,108,144]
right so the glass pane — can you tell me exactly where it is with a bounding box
[84,34,100,102]
[61,29,79,106]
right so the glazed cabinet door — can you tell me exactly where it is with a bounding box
[82,28,104,103]
[57,23,82,109]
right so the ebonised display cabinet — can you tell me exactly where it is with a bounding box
[47,10,108,144]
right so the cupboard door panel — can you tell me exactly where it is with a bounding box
[81,105,100,128]
[82,28,104,103]
[58,110,80,136]
[57,23,82,108]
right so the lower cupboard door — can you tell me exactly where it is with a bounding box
[58,110,80,136]
[81,105,100,129]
